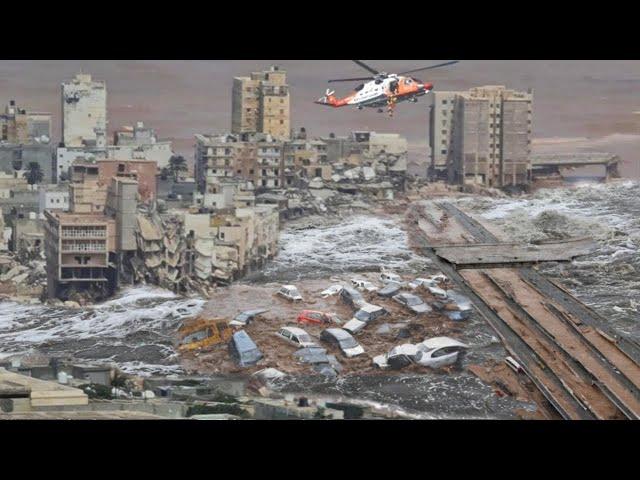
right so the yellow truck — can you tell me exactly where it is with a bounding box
[177,317,232,352]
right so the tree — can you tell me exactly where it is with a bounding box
[23,162,43,185]
[169,155,188,181]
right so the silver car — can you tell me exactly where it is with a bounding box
[320,328,365,358]
[393,292,432,314]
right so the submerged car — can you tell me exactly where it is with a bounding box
[343,304,387,334]
[392,292,432,314]
[320,284,343,298]
[320,328,365,357]
[276,285,303,302]
[408,278,437,290]
[275,326,317,348]
[297,310,339,326]
[373,337,468,370]
[416,337,469,368]
[444,291,473,320]
[373,343,419,370]
[229,330,263,367]
[377,282,402,298]
[340,286,366,309]
[229,308,269,327]
[351,279,378,292]
[426,285,448,300]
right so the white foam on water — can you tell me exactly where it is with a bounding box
[264,214,427,279]
[0,285,206,374]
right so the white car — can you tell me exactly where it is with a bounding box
[373,337,468,370]
[380,272,402,284]
[430,273,448,283]
[351,279,378,292]
[276,285,303,302]
[426,285,448,300]
[275,326,317,348]
[320,284,344,298]
[416,337,468,368]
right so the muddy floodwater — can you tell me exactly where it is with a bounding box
[1,182,638,418]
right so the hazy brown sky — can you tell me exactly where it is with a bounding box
[1,60,639,175]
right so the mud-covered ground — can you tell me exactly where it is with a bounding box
[3,182,637,418]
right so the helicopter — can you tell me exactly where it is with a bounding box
[315,60,459,117]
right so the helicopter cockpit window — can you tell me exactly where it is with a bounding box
[355,84,364,92]
[404,78,412,85]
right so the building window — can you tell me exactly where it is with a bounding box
[441,149,447,155]
[441,130,447,135]
[249,169,254,175]
[442,100,448,105]
[442,110,447,115]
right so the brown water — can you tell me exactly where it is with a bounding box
[1,60,639,177]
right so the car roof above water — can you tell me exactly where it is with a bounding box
[323,328,353,341]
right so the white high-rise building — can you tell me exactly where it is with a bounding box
[61,73,107,147]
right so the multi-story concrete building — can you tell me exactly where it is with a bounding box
[1,100,51,144]
[232,66,290,140]
[113,121,174,169]
[195,132,285,194]
[250,134,284,189]
[428,85,533,187]
[44,211,117,299]
[61,73,107,148]
[69,162,107,214]
[194,133,248,192]
[427,91,457,179]
[284,134,330,182]
[97,159,157,203]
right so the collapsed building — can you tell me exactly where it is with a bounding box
[194,128,410,219]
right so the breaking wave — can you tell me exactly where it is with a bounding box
[255,214,430,282]
[0,285,206,375]
[455,181,640,338]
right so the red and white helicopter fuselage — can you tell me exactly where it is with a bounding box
[316,74,433,110]
[315,60,457,117]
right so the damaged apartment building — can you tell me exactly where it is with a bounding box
[45,154,279,299]
[194,128,409,205]
[56,73,173,181]
[133,170,278,291]
[428,85,533,188]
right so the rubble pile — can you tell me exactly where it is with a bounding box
[0,253,47,300]
[131,209,216,297]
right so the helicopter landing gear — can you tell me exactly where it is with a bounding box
[357,105,364,110]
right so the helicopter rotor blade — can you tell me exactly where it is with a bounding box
[327,76,375,83]
[399,60,460,76]
[352,60,380,75]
